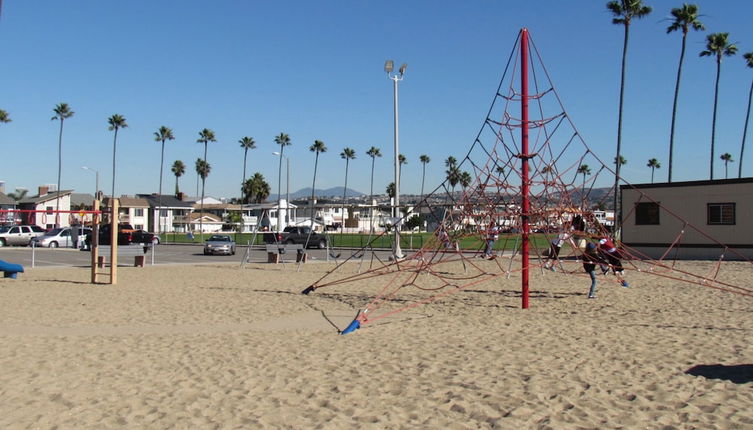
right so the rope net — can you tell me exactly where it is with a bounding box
[303,30,753,331]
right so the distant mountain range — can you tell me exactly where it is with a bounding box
[270,187,364,201]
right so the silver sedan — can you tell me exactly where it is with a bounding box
[203,234,236,255]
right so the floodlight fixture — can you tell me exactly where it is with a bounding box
[399,63,407,76]
[384,60,394,74]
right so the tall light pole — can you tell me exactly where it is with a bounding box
[81,166,99,199]
[385,60,407,260]
[273,152,290,227]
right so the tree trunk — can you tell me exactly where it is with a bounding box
[710,58,721,180]
[614,22,630,236]
[158,140,165,234]
[55,119,65,227]
[111,128,118,203]
[739,78,753,178]
[668,31,688,183]
[341,160,349,234]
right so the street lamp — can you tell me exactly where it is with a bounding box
[81,166,99,199]
[273,152,290,227]
[385,59,407,260]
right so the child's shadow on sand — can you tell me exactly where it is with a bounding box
[686,364,753,384]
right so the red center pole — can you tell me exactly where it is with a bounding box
[521,28,530,309]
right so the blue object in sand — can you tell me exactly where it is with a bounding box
[340,319,361,335]
[0,259,24,279]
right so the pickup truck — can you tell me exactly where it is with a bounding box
[0,225,46,247]
[263,226,328,249]
[85,223,156,246]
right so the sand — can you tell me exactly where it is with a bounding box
[0,260,751,429]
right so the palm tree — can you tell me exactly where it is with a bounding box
[366,146,382,232]
[242,173,271,203]
[647,158,661,183]
[51,103,74,227]
[273,132,291,231]
[720,153,734,178]
[154,126,175,234]
[700,32,738,180]
[7,188,28,201]
[195,128,216,196]
[577,164,592,206]
[339,147,356,233]
[666,4,704,182]
[607,0,652,232]
[195,158,211,237]
[309,140,327,231]
[239,136,256,188]
[0,109,10,124]
[171,160,185,195]
[445,156,461,196]
[398,153,407,183]
[419,154,431,199]
[614,155,627,167]
[386,182,396,199]
[107,114,128,203]
[459,171,472,193]
[739,52,753,178]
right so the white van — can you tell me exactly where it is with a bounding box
[31,226,91,248]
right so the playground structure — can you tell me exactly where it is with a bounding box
[0,198,126,284]
[0,259,24,278]
[302,29,753,334]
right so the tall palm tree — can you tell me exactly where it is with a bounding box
[195,128,216,196]
[647,158,661,183]
[154,126,175,234]
[701,32,738,180]
[107,114,128,203]
[614,155,627,167]
[607,0,652,233]
[339,147,356,233]
[0,109,10,124]
[309,140,327,231]
[666,4,704,182]
[51,103,74,227]
[239,136,256,188]
[419,154,431,199]
[577,164,592,207]
[398,153,407,183]
[273,132,292,231]
[720,153,734,178]
[195,158,211,237]
[171,160,185,195]
[366,146,382,232]
[739,52,753,178]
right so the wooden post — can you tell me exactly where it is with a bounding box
[110,199,118,285]
[90,199,100,283]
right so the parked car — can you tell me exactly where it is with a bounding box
[31,226,92,248]
[263,226,327,249]
[0,225,46,246]
[132,229,159,244]
[203,234,236,255]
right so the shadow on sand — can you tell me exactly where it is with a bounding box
[686,364,753,384]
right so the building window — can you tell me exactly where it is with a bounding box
[135,208,144,217]
[160,209,168,217]
[46,206,53,215]
[135,224,143,230]
[635,202,660,225]
[708,203,735,225]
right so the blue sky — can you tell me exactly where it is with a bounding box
[1,1,752,199]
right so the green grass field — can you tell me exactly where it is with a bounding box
[160,231,559,252]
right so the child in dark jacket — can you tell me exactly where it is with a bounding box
[583,242,603,299]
